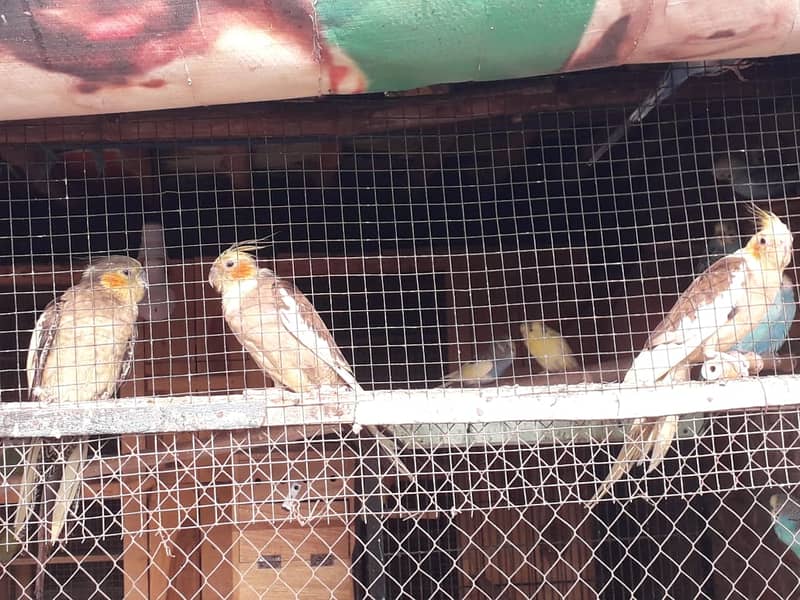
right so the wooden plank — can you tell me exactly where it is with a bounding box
[200,482,235,600]
[0,253,457,291]
[122,488,151,600]
[235,510,353,600]
[0,67,780,146]
[147,487,202,600]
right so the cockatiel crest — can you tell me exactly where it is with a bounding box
[588,208,793,508]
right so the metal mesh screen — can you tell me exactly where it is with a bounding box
[1,56,800,599]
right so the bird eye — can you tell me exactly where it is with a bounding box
[121,269,130,277]
[225,259,235,268]
[759,236,767,246]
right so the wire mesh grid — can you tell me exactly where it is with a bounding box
[1,57,800,598]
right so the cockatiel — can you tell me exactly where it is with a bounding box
[440,338,516,387]
[15,257,145,592]
[695,221,796,374]
[208,241,412,479]
[588,207,794,508]
[520,320,580,373]
[769,492,800,561]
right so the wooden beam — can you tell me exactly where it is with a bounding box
[0,66,779,146]
[0,252,468,290]
[0,375,795,438]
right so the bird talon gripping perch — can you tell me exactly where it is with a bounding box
[587,207,794,508]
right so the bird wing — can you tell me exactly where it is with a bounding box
[626,255,750,384]
[272,278,360,389]
[26,297,63,398]
[113,320,138,394]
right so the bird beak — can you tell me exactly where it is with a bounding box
[208,264,219,289]
[140,271,150,289]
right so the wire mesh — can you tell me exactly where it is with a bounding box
[1,56,800,598]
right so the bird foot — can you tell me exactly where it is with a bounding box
[701,350,763,381]
[721,60,754,82]
[31,386,56,404]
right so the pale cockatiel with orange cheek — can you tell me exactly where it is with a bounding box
[588,207,794,508]
[16,257,147,552]
[208,241,413,479]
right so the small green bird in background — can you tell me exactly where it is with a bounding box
[520,320,580,373]
[440,338,516,387]
[769,492,800,561]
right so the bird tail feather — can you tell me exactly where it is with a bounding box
[586,415,678,508]
[50,440,88,544]
[365,425,415,481]
[14,442,43,541]
[645,415,679,474]
[350,382,416,482]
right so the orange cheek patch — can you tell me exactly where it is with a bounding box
[101,272,129,289]
[745,240,761,259]
[230,261,257,280]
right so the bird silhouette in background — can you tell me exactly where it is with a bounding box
[208,240,413,480]
[16,257,146,600]
[713,150,799,201]
[520,320,580,373]
[695,220,796,380]
[136,220,175,323]
[586,60,752,165]
[769,492,800,561]
[588,207,794,508]
[440,338,516,387]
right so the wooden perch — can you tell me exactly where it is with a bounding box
[0,377,798,438]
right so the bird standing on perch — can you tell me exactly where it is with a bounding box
[520,320,580,373]
[695,221,796,380]
[588,207,794,508]
[769,492,800,561]
[439,338,516,387]
[208,241,413,480]
[16,257,145,597]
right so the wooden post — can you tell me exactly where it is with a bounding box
[354,449,387,600]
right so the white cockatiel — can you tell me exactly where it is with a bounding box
[588,207,794,507]
[208,240,414,480]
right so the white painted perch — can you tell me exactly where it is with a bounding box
[0,376,798,439]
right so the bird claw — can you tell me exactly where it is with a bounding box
[704,60,754,82]
[31,386,56,404]
[721,60,754,82]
